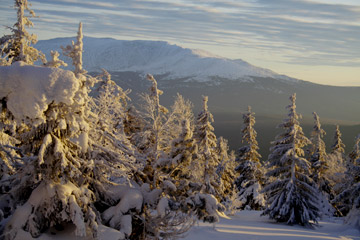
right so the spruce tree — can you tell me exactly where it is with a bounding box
[333,136,360,218]
[262,93,320,227]
[235,106,265,210]
[215,137,238,213]
[334,153,360,229]
[347,135,360,170]
[0,0,45,65]
[193,96,219,197]
[331,125,345,155]
[309,112,334,216]
[327,125,347,197]
[0,50,98,240]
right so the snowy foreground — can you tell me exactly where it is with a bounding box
[11,211,359,239]
[183,211,360,240]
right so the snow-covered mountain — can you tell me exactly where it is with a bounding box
[36,37,291,82]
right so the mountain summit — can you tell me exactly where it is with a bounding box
[36,37,291,82]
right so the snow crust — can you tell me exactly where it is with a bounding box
[184,211,360,240]
[36,37,288,82]
[0,62,80,121]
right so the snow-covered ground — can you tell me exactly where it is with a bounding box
[10,211,358,239]
[184,211,360,240]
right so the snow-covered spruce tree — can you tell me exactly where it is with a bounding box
[161,94,194,153]
[347,134,360,171]
[326,125,347,197]
[90,69,131,136]
[118,74,196,239]
[134,74,169,185]
[156,116,224,225]
[334,155,360,229]
[262,93,320,227]
[59,24,146,239]
[215,137,239,213]
[309,112,335,216]
[235,106,265,210]
[309,112,328,181]
[158,119,197,181]
[61,22,86,77]
[0,0,45,65]
[332,135,360,217]
[330,125,345,157]
[87,68,143,201]
[0,60,98,238]
[193,96,220,197]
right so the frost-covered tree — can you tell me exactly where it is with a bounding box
[0,0,45,65]
[44,50,67,68]
[0,62,98,239]
[87,69,142,201]
[331,125,345,155]
[156,114,224,225]
[162,94,194,152]
[347,135,360,170]
[262,93,320,227]
[235,106,265,210]
[193,96,220,197]
[334,156,360,229]
[61,22,86,77]
[326,125,347,197]
[91,69,130,135]
[333,135,360,218]
[117,74,201,239]
[309,112,327,178]
[309,112,334,216]
[133,74,169,186]
[158,119,197,181]
[215,137,238,213]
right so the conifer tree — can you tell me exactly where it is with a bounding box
[160,119,197,181]
[262,93,320,227]
[235,106,265,210]
[309,112,334,216]
[347,135,360,170]
[331,125,345,155]
[334,153,360,229]
[326,125,347,196]
[0,59,98,239]
[215,137,238,212]
[0,0,45,65]
[333,135,360,218]
[193,96,219,197]
[61,22,86,77]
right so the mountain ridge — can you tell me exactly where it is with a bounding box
[36,36,295,83]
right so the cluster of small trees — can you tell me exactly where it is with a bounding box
[0,1,359,239]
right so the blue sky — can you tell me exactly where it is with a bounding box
[1,0,359,86]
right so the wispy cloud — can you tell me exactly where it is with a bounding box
[0,0,359,70]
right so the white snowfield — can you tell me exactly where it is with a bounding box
[11,211,360,239]
[36,37,291,82]
[183,211,360,240]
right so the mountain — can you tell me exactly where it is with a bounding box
[36,37,292,82]
[36,37,360,154]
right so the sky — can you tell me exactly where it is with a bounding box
[0,0,359,86]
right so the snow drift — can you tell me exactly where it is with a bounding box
[0,61,80,121]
